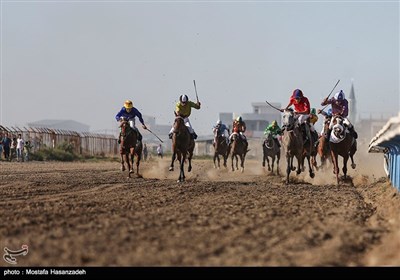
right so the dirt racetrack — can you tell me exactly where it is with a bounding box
[1,149,400,266]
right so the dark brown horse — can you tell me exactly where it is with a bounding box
[262,131,280,175]
[119,120,142,178]
[229,133,247,172]
[213,134,229,169]
[169,116,195,182]
[281,109,304,184]
[300,122,316,179]
[317,118,332,169]
[329,116,357,184]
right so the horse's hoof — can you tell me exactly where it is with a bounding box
[310,172,315,178]
[188,166,192,172]
[129,170,134,174]
[351,164,356,169]
[291,167,296,171]
[169,167,174,171]
[121,166,125,171]
[137,174,143,178]
[268,167,271,171]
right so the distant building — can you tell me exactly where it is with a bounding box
[348,81,357,124]
[27,119,90,132]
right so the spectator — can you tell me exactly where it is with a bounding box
[1,133,11,161]
[157,144,163,159]
[16,134,25,162]
[24,140,33,162]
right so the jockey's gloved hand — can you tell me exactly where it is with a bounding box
[142,124,147,130]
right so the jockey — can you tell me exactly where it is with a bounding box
[309,108,319,144]
[264,120,282,148]
[213,120,230,145]
[281,89,314,141]
[229,116,248,146]
[115,100,147,144]
[321,90,358,139]
[168,94,201,139]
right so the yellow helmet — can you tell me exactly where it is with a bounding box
[124,100,133,109]
[272,120,277,126]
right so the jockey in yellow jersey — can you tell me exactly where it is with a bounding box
[169,94,201,139]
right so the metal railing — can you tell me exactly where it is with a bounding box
[368,112,400,190]
[0,125,118,157]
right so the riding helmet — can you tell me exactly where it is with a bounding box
[334,90,345,101]
[293,89,303,99]
[124,100,133,109]
[180,94,189,103]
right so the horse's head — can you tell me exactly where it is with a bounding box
[120,119,131,135]
[332,123,345,139]
[282,109,296,131]
[264,132,274,148]
[173,116,188,135]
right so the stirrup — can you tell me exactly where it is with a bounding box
[169,133,173,139]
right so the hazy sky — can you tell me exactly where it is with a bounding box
[1,0,399,136]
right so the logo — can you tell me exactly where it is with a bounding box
[3,245,28,265]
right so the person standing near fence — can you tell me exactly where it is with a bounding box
[157,144,163,159]
[16,134,25,162]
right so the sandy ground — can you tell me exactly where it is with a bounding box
[1,145,400,266]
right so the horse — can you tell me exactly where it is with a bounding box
[300,122,316,179]
[119,120,142,178]
[213,134,229,169]
[262,131,280,175]
[329,116,357,184]
[229,133,247,172]
[281,109,304,184]
[168,116,195,182]
[317,118,332,169]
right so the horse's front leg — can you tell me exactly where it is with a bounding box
[120,154,126,171]
[235,155,239,170]
[187,151,193,173]
[296,155,302,175]
[213,154,218,169]
[169,152,176,171]
[231,154,235,171]
[262,152,266,167]
[342,155,349,180]
[178,156,186,182]
[286,155,291,184]
[240,154,245,173]
[267,157,271,172]
[305,155,315,178]
[271,156,275,174]
[331,151,340,184]
[136,154,142,178]
[129,149,135,176]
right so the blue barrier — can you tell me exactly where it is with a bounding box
[369,113,400,191]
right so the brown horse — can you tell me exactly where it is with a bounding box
[317,118,332,169]
[168,116,195,182]
[281,109,304,184]
[119,120,142,178]
[213,134,229,169]
[262,131,280,175]
[300,122,316,179]
[329,116,357,184]
[229,133,247,172]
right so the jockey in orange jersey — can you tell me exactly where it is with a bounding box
[228,116,248,146]
[169,94,201,140]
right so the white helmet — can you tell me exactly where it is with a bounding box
[216,120,222,125]
[179,94,188,103]
[334,90,345,101]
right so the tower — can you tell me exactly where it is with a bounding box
[348,80,357,124]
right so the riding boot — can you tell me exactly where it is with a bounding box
[325,129,332,140]
[274,138,281,148]
[118,133,121,144]
[191,132,198,140]
[137,130,143,142]
[349,126,358,139]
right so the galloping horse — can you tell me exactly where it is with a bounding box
[317,118,332,169]
[281,109,304,184]
[229,133,247,172]
[169,116,195,182]
[262,131,280,175]
[213,134,229,169]
[300,122,316,179]
[329,116,357,184]
[119,120,142,178]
